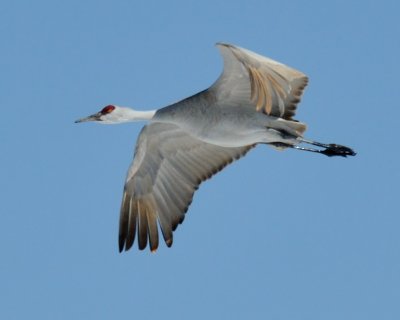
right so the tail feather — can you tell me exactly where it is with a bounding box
[286,120,307,136]
[273,118,307,137]
[267,119,307,150]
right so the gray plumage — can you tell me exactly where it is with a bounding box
[75,43,355,253]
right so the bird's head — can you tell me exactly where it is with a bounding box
[75,105,125,124]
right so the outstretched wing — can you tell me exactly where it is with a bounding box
[210,43,308,120]
[119,122,254,252]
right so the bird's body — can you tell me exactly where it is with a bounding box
[155,97,300,148]
[76,43,355,252]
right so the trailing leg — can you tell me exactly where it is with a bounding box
[296,138,356,157]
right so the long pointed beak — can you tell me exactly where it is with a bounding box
[75,112,101,123]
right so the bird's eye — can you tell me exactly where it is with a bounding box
[101,105,116,114]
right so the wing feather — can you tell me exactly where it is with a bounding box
[211,43,308,120]
[125,197,137,250]
[145,202,159,252]
[119,122,253,252]
[137,201,148,250]
[118,192,130,251]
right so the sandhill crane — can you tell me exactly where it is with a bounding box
[76,43,356,252]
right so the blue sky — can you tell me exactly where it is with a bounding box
[1,0,400,319]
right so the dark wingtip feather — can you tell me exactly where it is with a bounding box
[165,237,173,247]
[146,209,159,252]
[118,191,130,253]
[118,237,125,253]
[124,198,137,251]
[138,210,149,250]
[119,240,124,253]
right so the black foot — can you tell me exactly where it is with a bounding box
[320,144,357,157]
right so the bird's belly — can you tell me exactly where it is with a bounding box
[178,118,291,148]
[197,127,283,147]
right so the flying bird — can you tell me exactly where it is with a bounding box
[76,43,356,252]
